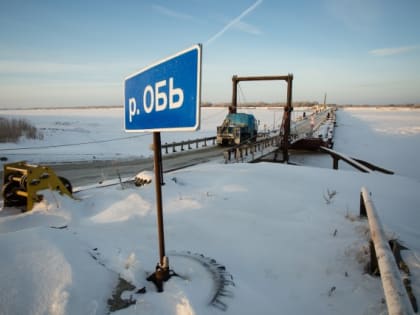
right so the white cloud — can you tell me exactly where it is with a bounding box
[369,45,418,57]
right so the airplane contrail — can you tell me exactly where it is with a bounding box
[205,0,263,45]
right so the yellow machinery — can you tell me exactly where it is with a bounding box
[2,161,73,211]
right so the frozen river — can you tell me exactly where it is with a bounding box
[1,106,420,181]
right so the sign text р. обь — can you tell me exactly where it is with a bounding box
[124,44,202,132]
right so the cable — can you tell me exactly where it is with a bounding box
[237,83,247,106]
[1,134,149,151]
[201,107,227,122]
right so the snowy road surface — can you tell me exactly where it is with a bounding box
[52,146,224,188]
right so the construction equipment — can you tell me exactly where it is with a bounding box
[2,161,73,211]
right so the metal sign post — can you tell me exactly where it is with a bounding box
[153,132,165,263]
[124,44,202,292]
[145,131,170,291]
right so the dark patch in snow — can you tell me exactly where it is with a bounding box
[49,224,68,229]
[107,277,137,313]
[328,286,336,297]
[171,176,186,186]
[88,248,107,268]
[170,251,235,311]
[136,287,146,294]
[87,247,143,313]
[323,189,337,204]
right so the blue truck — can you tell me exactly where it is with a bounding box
[216,113,258,145]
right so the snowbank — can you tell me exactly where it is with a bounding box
[1,162,419,314]
[1,107,419,314]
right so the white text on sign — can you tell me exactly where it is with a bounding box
[128,78,184,123]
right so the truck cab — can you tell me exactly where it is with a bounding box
[216,113,258,145]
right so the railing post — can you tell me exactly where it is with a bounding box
[360,191,367,217]
[369,240,379,275]
[333,157,339,170]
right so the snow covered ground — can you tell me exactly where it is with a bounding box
[1,107,419,315]
[0,107,286,164]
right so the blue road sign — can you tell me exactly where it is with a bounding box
[124,44,202,132]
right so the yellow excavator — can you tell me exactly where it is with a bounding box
[2,161,73,211]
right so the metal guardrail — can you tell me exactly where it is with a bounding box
[223,135,280,163]
[320,147,371,173]
[320,147,395,174]
[360,187,415,315]
[161,136,216,154]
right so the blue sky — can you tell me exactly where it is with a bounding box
[0,0,419,107]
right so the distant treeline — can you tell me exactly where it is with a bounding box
[1,103,419,111]
[333,104,420,108]
[201,101,320,108]
[202,102,420,108]
[0,117,43,143]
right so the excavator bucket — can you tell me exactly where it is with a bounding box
[2,161,73,211]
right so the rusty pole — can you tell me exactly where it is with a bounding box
[231,75,238,114]
[146,131,171,292]
[153,132,166,266]
[282,74,293,162]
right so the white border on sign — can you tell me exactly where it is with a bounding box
[124,44,202,133]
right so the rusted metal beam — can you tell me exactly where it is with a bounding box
[282,74,293,162]
[231,75,238,114]
[230,74,294,161]
[232,75,292,82]
[320,147,370,173]
[230,74,293,113]
[352,157,394,175]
